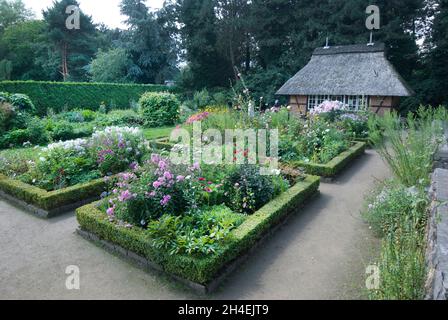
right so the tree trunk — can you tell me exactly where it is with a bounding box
[61,42,68,81]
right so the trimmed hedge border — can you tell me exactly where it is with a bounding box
[0,174,110,218]
[0,81,176,115]
[76,175,320,293]
[149,138,175,150]
[289,142,366,179]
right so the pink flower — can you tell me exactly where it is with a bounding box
[145,191,156,198]
[153,181,163,189]
[160,195,171,206]
[176,175,185,182]
[163,171,173,180]
[107,207,115,216]
[191,162,200,171]
[118,190,134,202]
[158,160,168,171]
[186,112,210,124]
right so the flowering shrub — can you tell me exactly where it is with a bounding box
[279,119,350,164]
[102,154,292,256]
[310,100,346,116]
[20,127,149,191]
[337,112,370,139]
[22,138,100,190]
[185,111,210,124]
[109,155,202,226]
[90,126,147,175]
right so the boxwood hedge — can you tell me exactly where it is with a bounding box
[0,173,110,217]
[76,175,320,288]
[0,81,176,115]
[290,142,367,178]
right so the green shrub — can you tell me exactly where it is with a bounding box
[0,91,10,103]
[8,93,36,114]
[0,81,176,115]
[192,89,212,110]
[27,117,50,146]
[100,109,144,127]
[48,121,78,141]
[139,92,180,127]
[223,165,276,214]
[147,205,246,256]
[80,109,97,122]
[0,129,29,148]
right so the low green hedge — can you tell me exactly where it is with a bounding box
[290,142,367,177]
[76,175,320,285]
[149,138,175,150]
[0,173,109,211]
[0,81,176,115]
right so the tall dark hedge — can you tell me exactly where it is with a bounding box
[0,81,176,115]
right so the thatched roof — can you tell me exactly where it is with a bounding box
[276,43,414,97]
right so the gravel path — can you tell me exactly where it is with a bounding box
[0,150,389,300]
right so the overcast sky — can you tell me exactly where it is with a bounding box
[23,0,165,29]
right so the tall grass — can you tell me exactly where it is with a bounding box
[370,107,445,187]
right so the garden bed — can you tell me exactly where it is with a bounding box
[289,141,367,179]
[0,173,110,218]
[76,175,320,293]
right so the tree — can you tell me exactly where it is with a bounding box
[176,0,233,89]
[215,0,251,77]
[427,0,448,106]
[89,47,133,83]
[119,0,178,83]
[43,0,97,81]
[0,59,12,80]
[0,0,34,32]
[0,20,55,80]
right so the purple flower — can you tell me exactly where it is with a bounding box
[163,171,173,180]
[106,207,115,216]
[153,180,163,189]
[158,160,168,171]
[160,195,171,206]
[118,140,126,149]
[176,175,185,182]
[118,190,134,202]
[129,162,139,171]
[192,162,200,171]
[151,154,162,164]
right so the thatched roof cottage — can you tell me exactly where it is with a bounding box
[276,43,414,115]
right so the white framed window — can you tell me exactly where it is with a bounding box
[307,95,369,111]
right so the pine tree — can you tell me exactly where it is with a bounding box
[43,0,97,81]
